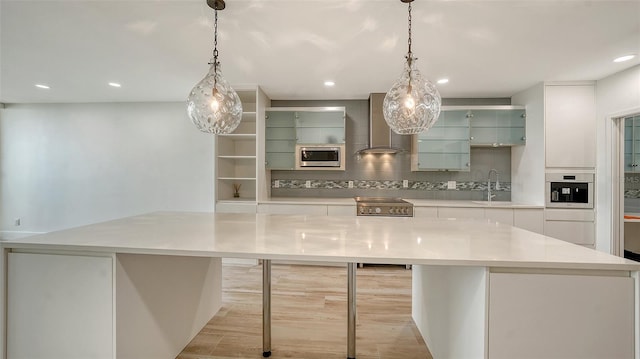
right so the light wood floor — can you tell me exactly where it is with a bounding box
[176,263,433,359]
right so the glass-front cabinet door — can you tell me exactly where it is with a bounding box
[469,108,526,146]
[295,108,345,144]
[413,110,471,171]
[265,110,296,170]
[265,107,346,170]
[624,115,640,172]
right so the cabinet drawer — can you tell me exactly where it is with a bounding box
[544,220,595,245]
[545,209,595,221]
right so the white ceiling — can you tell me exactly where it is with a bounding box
[1,0,639,103]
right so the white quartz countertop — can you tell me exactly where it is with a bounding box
[261,197,543,209]
[4,212,637,271]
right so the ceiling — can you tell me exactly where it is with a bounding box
[1,0,639,104]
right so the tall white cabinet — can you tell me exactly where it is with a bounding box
[513,82,598,248]
[215,86,270,213]
[544,83,596,169]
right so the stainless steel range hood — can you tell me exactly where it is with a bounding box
[359,93,402,154]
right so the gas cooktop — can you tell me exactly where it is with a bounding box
[354,197,414,217]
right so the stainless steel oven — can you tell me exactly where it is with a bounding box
[296,145,345,170]
[545,173,594,209]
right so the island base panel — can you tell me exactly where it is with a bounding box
[116,254,222,359]
[7,252,114,359]
[412,265,488,359]
[488,271,634,359]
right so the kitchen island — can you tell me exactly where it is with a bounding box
[1,211,638,359]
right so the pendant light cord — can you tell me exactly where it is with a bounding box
[406,1,413,92]
[212,9,219,93]
[407,2,412,58]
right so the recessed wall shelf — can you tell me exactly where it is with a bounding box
[215,86,270,208]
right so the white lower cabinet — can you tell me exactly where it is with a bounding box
[488,271,633,358]
[7,252,222,359]
[513,208,544,234]
[8,253,114,359]
[413,266,635,359]
[216,201,257,213]
[544,209,595,246]
[437,207,484,219]
[484,208,514,225]
[327,205,356,216]
[259,203,544,235]
[257,203,328,215]
[414,207,438,218]
[414,206,543,234]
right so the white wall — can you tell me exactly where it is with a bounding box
[0,102,214,236]
[511,83,545,205]
[596,65,640,253]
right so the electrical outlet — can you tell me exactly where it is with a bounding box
[14,218,21,226]
[403,180,409,188]
[305,180,311,188]
[274,180,280,188]
[447,181,457,190]
[348,180,354,189]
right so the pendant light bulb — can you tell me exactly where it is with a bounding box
[403,93,415,110]
[186,0,242,135]
[383,0,441,135]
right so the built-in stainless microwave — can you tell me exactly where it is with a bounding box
[295,145,345,170]
[545,173,594,209]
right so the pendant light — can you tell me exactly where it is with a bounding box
[383,0,441,135]
[187,0,242,134]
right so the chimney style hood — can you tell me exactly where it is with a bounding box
[359,93,403,154]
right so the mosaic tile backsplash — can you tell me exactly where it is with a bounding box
[273,179,511,191]
[271,179,512,202]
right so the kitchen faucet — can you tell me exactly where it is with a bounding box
[487,169,500,203]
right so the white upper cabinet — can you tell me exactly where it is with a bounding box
[544,84,596,168]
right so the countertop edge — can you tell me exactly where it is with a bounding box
[3,242,638,271]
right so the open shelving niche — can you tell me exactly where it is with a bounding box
[215,86,270,211]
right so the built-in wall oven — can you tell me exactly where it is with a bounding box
[545,173,594,209]
[295,144,345,170]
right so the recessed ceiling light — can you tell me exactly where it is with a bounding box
[35,84,50,89]
[614,55,635,63]
[324,81,335,87]
[437,78,449,84]
[108,82,122,88]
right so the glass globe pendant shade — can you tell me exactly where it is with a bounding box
[187,63,243,134]
[383,57,441,135]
